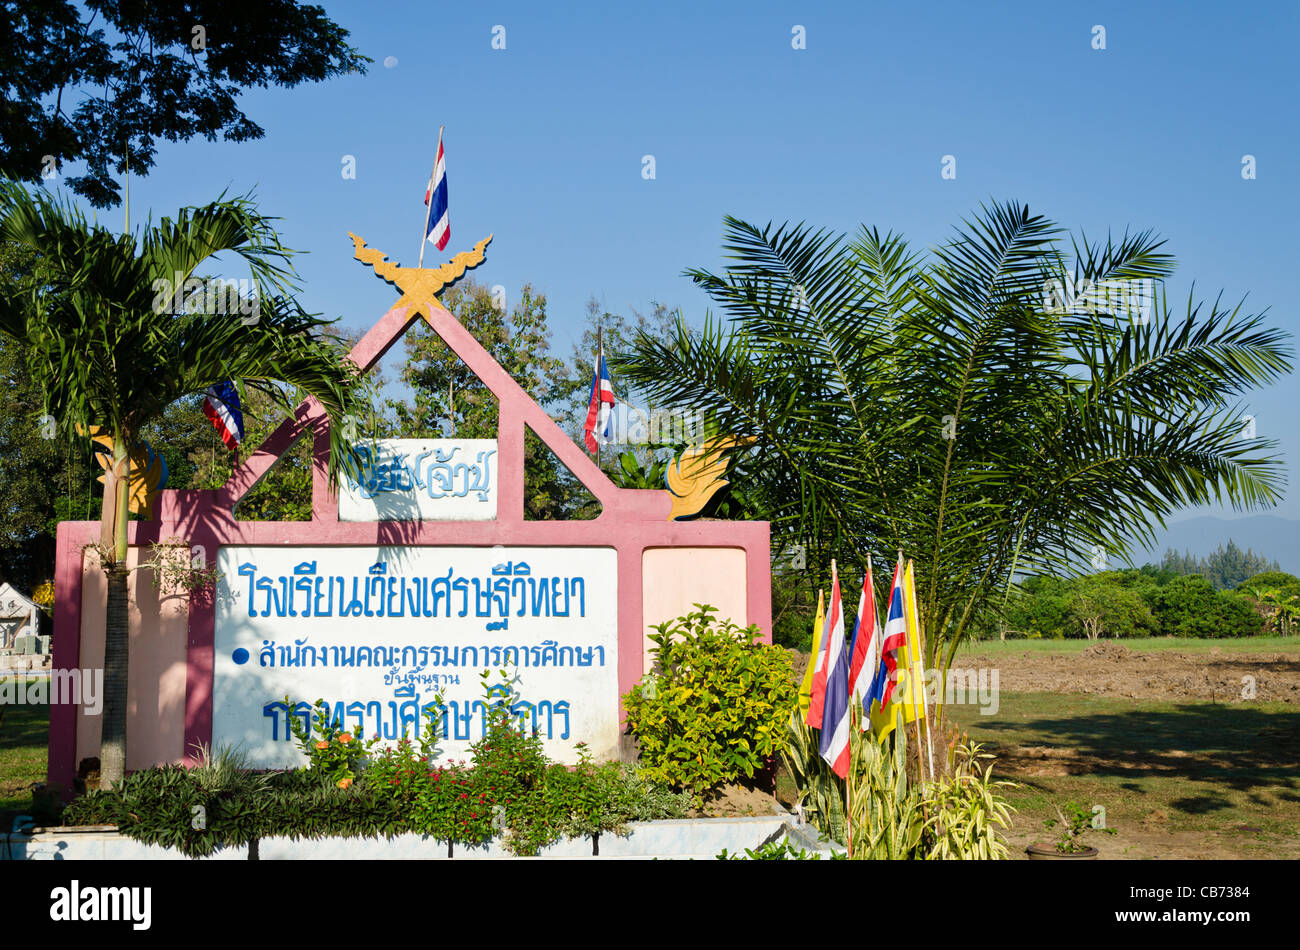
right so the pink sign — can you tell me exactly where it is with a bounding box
[49,265,771,788]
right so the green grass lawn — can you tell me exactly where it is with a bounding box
[957,635,1300,656]
[951,690,1300,856]
[0,678,49,824]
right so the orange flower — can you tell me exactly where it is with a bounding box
[338,733,353,744]
[337,777,353,789]
[315,740,329,750]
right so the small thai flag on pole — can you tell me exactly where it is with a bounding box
[873,555,908,708]
[202,381,244,450]
[583,332,616,453]
[848,556,881,727]
[817,561,852,778]
[420,126,449,267]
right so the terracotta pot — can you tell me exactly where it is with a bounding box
[1026,842,1098,860]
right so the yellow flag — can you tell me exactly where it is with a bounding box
[797,588,826,717]
[899,559,928,724]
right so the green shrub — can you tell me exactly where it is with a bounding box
[1237,571,1300,597]
[624,604,798,799]
[61,763,408,857]
[1041,800,1116,853]
[845,729,923,859]
[63,673,689,858]
[780,718,1016,859]
[779,714,846,841]
[920,742,1017,859]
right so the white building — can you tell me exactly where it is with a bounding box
[0,582,46,659]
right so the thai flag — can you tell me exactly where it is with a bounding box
[847,557,881,725]
[817,567,852,778]
[583,351,616,452]
[202,381,244,450]
[424,131,449,252]
[871,556,907,708]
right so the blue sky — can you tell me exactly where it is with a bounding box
[60,0,1300,521]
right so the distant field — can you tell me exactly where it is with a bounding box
[958,636,1300,656]
[951,690,1300,859]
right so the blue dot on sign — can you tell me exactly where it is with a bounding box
[232,648,250,665]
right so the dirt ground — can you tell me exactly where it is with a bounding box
[789,642,1300,705]
[695,781,791,818]
[961,642,1300,704]
[1001,817,1300,860]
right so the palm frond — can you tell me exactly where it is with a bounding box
[619,201,1293,665]
[0,179,367,489]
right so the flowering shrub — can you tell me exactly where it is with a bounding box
[395,673,689,855]
[424,689,556,849]
[623,605,798,799]
[65,675,688,857]
[284,696,379,787]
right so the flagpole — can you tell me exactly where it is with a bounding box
[897,550,925,787]
[418,125,444,269]
[912,560,937,781]
[863,553,874,734]
[595,325,603,468]
[830,558,843,851]
[904,556,935,784]
[871,554,880,720]
[846,673,854,860]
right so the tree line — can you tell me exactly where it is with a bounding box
[990,562,1299,640]
[1159,541,1279,591]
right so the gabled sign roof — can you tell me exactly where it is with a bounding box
[217,234,670,524]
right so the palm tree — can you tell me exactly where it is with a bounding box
[0,181,364,785]
[1242,585,1299,635]
[617,201,1292,675]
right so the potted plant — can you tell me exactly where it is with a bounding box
[1026,801,1114,859]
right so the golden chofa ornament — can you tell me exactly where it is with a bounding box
[347,232,492,318]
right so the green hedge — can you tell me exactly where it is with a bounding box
[63,703,688,858]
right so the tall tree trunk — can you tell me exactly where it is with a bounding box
[98,436,132,787]
[100,561,130,785]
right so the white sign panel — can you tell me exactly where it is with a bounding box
[212,545,618,768]
[339,439,498,521]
